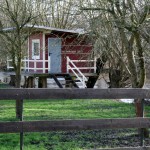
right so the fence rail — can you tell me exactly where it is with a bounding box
[0,88,150,150]
[0,88,150,100]
[1,118,150,133]
[95,147,150,150]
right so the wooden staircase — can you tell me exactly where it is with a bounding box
[50,73,79,88]
[49,73,98,88]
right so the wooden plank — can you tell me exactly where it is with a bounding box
[0,118,150,133]
[51,75,63,88]
[26,77,34,88]
[38,77,47,88]
[5,72,97,77]
[1,88,150,100]
[86,76,99,88]
[99,147,150,150]
[70,73,98,77]
[0,121,22,133]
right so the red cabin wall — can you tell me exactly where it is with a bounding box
[45,32,93,73]
[29,31,93,73]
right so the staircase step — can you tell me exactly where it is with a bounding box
[70,73,98,77]
[49,73,79,88]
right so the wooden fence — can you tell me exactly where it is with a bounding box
[0,88,150,150]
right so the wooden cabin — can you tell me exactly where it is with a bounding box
[7,25,99,88]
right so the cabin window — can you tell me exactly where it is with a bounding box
[32,39,40,59]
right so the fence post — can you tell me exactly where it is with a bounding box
[140,99,144,147]
[16,97,24,150]
[19,99,24,150]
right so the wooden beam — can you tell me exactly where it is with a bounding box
[93,147,150,150]
[27,76,34,88]
[0,121,22,133]
[1,88,150,100]
[38,77,47,88]
[0,118,150,133]
[51,75,63,88]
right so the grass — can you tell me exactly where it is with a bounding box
[0,98,138,150]
[0,99,136,121]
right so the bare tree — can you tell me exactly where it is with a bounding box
[0,0,40,87]
[0,0,42,119]
[80,0,150,136]
[35,0,82,29]
[81,0,149,88]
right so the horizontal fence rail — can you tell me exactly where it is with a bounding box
[0,118,150,133]
[0,88,150,100]
[95,147,150,150]
[0,88,150,150]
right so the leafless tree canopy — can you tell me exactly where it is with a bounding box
[0,0,40,87]
[80,0,150,88]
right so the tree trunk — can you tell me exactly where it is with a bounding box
[109,69,121,88]
[115,28,148,137]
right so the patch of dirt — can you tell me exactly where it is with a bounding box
[45,129,150,149]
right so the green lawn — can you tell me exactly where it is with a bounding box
[0,99,136,121]
[0,99,139,150]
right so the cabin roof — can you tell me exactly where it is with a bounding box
[3,24,85,34]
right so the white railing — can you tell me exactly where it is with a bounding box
[67,57,96,88]
[7,57,49,73]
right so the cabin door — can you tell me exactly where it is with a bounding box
[48,38,62,73]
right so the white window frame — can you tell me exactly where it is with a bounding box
[32,39,40,59]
